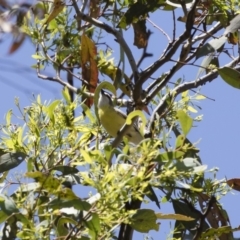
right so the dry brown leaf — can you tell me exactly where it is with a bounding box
[81,34,98,107]
[45,0,65,25]
[133,21,148,49]
[228,32,238,45]
[8,33,25,54]
[198,193,231,240]
[227,178,240,191]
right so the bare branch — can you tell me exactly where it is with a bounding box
[136,0,201,89]
[37,72,78,93]
[147,18,171,42]
[172,9,176,41]
[146,57,240,135]
[192,22,223,43]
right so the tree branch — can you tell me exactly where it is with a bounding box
[192,22,223,44]
[135,0,201,95]
[72,0,139,83]
[146,57,240,135]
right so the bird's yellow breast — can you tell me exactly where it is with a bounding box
[98,106,125,137]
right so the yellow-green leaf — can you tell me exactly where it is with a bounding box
[187,105,197,113]
[195,94,206,100]
[126,110,146,135]
[62,87,71,105]
[25,171,61,193]
[5,110,12,126]
[176,110,193,136]
[81,149,93,164]
[44,0,65,25]
[156,213,194,221]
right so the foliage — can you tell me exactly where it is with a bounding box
[1,0,240,239]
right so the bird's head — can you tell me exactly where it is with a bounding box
[98,89,113,108]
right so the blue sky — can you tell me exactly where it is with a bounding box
[0,5,240,239]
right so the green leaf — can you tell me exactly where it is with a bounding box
[126,110,146,125]
[82,103,96,123]
[0,172,8,184]
[17,126,24,147]
[175,134,185,149]
[172,199,209,235]
[51,165,79,175]
[0,152,26,173]
[130,209,159,233]
[218,67,240,89]
[196,54,214,79]
[25,171,61,192]
[201,226,237,239]
[224,14,240,35]
[117,0,166,29]
[146,185,160,209]
[156,212,194,221]
[81,149,94,164]
[158,150,185,162]
[104,144,115,163]
[0,149,5,157]
[62,87,72,105]
[44,100,60,124]
[28,116,40,137]
[0,194,19,215]
[31,54,43,60]
[83,213,100,238]
[48,199,91,211]
[16,213,32,226]
[126,110,147,135]
[0,210,8,224]
[176,181,203,192]
[5,110,12,126]
[196,36,227,59]
[176,110,193,136]
[57,217,77,237]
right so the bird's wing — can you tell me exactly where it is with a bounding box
[114,107,127,119]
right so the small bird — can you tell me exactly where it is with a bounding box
[97,90,143,145]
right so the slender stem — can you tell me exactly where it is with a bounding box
[72,0,139,83]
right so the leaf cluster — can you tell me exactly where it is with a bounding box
[1,0,240,239]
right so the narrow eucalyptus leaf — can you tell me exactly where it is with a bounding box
[224,14,240,35]
[146,185,160,209]
[0,152,26,173]
[52,165,79,175]
[176,110,193,136]
[196,36,227,59]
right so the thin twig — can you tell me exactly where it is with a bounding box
[147,18,171,42]
[136,0,201,89]
[146,57,240,134]
[192,22,223,43]
[72,0,139,83]
[172,9,176,41]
